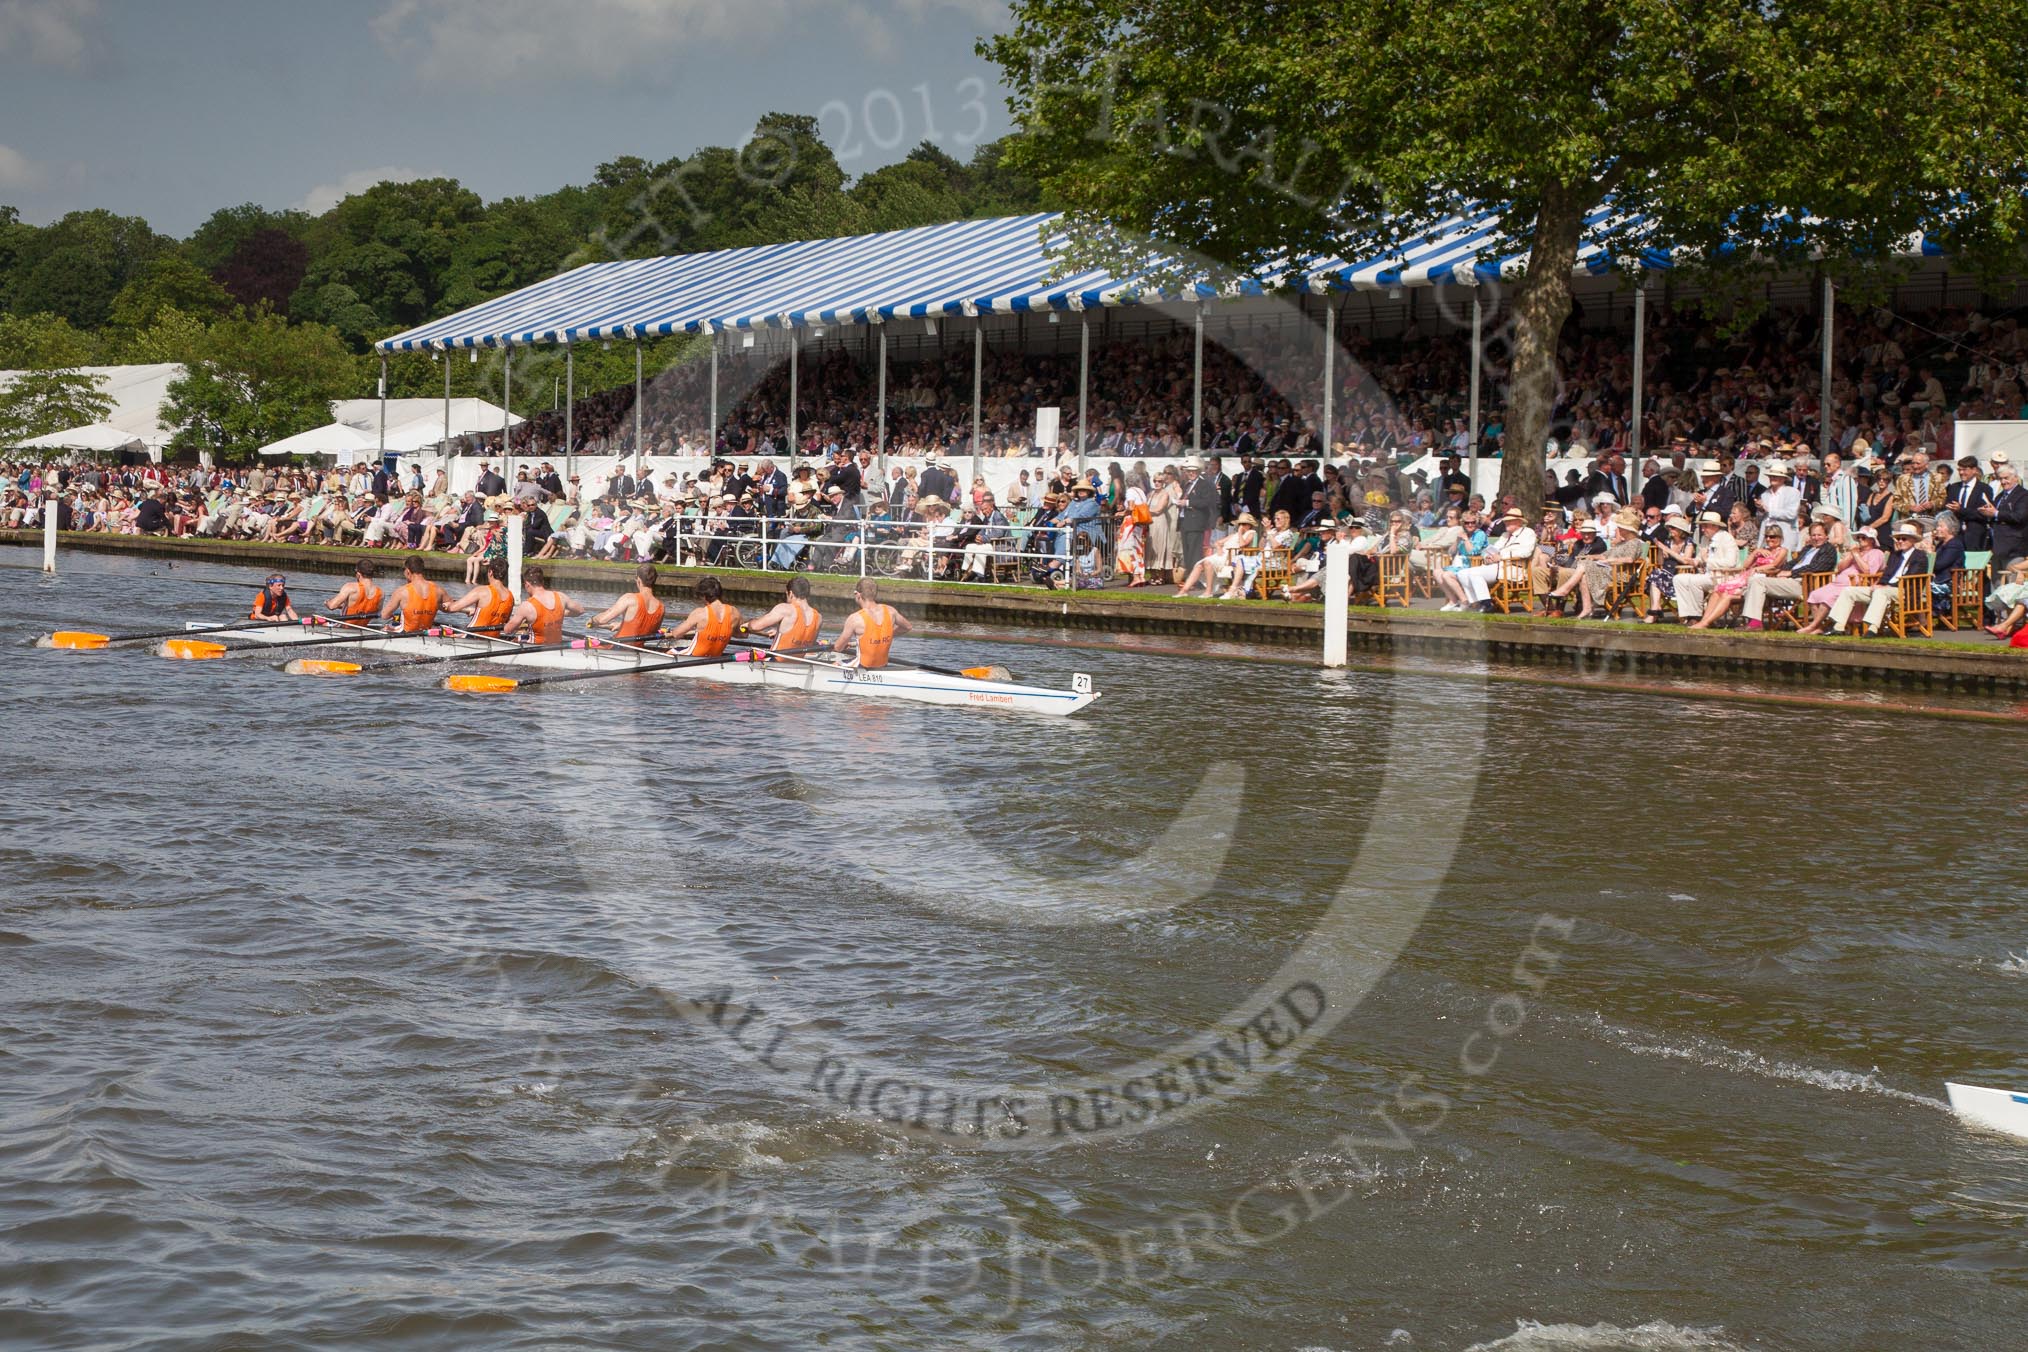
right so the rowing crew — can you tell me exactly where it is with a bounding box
[258,557,912,667]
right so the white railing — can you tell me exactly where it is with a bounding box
[570,510,1115,588]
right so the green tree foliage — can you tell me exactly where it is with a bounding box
[987,0,2028,510]
[0,368,113,445]
[107,254,235,331]
[0,311,97,369]
[0,117,1046,454]
[6,209,171,328]
[162,310,358,461]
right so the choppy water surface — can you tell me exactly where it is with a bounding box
[2,546,2025,1352]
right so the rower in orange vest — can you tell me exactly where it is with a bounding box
[324,561,381,628]
[743,575,822,653]
[832,577,910,669]
[378,556,444,633]
[665,576,740,657]
[499,564,585,645]
[442,559,515,632]
[588,563,668,642]
[250,572,299,621]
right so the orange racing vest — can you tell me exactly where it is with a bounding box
[398,579,442,633]
[345,581,382,624]
[616,592,666,641]
[690,601,736,657]
[472,581,513,630]
[776,597,821,650]
[528,590,566,645]
[856,603,895,669]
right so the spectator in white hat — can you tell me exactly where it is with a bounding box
[1826,521,1931,634]
[1760,460,1803,548]
[1671,510,1743,620]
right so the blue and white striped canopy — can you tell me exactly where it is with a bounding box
[374,207,1943,352]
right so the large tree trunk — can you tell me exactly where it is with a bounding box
[1497,185,1590,517]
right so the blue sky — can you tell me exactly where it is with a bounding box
[0,0,1014,235]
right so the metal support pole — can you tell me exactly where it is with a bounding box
[564,341,574,482]
[443,347,451,449]
[502,345,513,478]
[971,320,983,488]
[1321,293,1335,456]
[1467,291,1483,493]
[378,355,388,462]
[1630,285,1647,470]
[1322,538,1350,667]
[876,323,889,490]
[1820,276,1835,460]
[42,490,56,572]
[634,337,644,460]
[707,336,717,458]
[1077,311,1089,475]
[506,513,524,598]
[1191,303,1204,455]
[788,331,799,475]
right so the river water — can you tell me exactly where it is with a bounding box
[3,545,2025,1351]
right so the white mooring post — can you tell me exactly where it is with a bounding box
[1322,538,1351,668]
[43,493,57,573]
[506,513,525,598]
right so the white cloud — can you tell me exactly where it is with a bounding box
[294,166,429,215]
[0,143,41,191]
[369,0,997,83]
[0,0,101,69]
[371,0,797,83]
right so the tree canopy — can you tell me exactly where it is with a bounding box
[987,0,2028,508]
[0,115,1045,450]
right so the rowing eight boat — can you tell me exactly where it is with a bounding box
[181,622,1102,716]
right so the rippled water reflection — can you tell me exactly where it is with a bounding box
[2,547,2025,1351]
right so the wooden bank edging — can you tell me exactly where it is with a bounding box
[11,530,2028,697]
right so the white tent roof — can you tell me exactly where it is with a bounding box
[258,422,378,457]
[19,421,153,452]
[330,397,516,437]
[0,363,183,445]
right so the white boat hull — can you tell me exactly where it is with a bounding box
[1946,1082,2028,1142]
[189,622,1101,716]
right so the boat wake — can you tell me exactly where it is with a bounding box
[1568,1014,1949,1111]
[1458,1320,1754,1351]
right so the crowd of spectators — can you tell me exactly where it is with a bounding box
[10,296,2028,641]
[442,299,2028,474]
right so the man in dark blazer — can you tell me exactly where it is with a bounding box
[1176,458,1221,573]
[1985,463,2028,570]
[916,453,958,510]
[1945,456,1996,552]
[1583,452,1631,506]
[1828,521,1930,634]
[1742,520,1841,629]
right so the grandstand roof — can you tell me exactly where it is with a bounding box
[374,208,1946,353]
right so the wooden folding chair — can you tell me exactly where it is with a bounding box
[1881,571,1934,638]
[1490,556,1534,613]
[1771,571,1832,630]
[1941,552,1991,631]
[1599,557,1647,619]
[1835,572,1884,634]
[1376,550,1413,608]
[1257,546,1294,598]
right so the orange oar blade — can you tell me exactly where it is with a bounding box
[961,665,1012,681]
[287,659,361,676]
[45,631,110,650]
[161,638,229,660]
[444,674,519,693]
